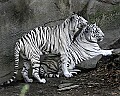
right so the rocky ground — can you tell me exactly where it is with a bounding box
[0,53,120,96]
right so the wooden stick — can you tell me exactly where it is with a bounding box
[57,85,79,91]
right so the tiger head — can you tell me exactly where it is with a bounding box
[69,13,88,31]
[68,13,88,41]
[83,23,104,43]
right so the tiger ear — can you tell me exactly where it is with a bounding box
[72,12,76,15]
[70,12,77,21]
[69,12,76,16]
[70,16,74,22]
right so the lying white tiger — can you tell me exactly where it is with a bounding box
[1,13,88,85]
[66,23,114,70]
[37,23,114,78]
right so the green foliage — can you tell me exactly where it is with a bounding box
[89,5,120,30]
[20,84,30,96]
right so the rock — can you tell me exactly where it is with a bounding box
[112,48,120,55]
[76,55,102,69]
[109,38,120,49]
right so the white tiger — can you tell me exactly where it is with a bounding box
[67,23,113,70]
[1,13,88,85]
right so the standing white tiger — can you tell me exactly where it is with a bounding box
[1,13,88,85]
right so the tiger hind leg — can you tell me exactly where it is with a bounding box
[21,60,33,83]
[31,59,46,83]
[32,64,46,83]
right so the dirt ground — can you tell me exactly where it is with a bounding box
[0,53,120,96]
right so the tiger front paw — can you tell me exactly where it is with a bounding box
[101,50,113,56]
[27,79,33,83]
[69,69,81,74]
[64,71,73,77]
[24,78,33,83]
[39,78,46,83]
